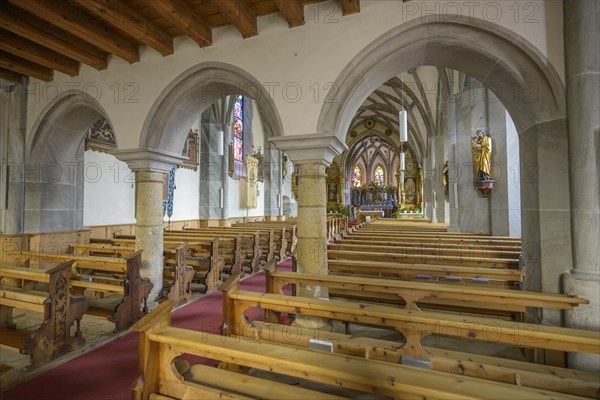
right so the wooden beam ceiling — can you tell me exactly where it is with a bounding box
[72,0,174,56]
[0,51,53,81]
[0,30,79,76]
[147,0,212,47]
[0,67,26,83]
[274,0,305,28]
[339,0,361,15]
[0,6,109,70]
[212,0,258,39]
[7,0,140,63]
[0,0,361,82]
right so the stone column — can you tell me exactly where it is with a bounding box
[135,169,165,305]
[563,0,600,372]
[270,134,347,331]
[114,149,185,307]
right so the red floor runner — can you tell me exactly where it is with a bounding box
[3,260,293,400]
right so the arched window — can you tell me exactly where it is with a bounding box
[374,166,384,185]
[353,166,362,187]
[233,95,244,161]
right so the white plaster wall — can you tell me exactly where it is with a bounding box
[227,178,265,218]
[166,167,200,222]
[83,150,135,226]
[25,0,565,152]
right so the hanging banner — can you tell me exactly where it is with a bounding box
[245,155,258,209]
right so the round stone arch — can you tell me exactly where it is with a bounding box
[140,62,284,154]
[25,91,116,232]
[319,15,570,323]
[318,15,565,140]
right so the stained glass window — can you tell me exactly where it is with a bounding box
[233,95,244,162]
[353,166,362,187]
[375,166,384,185]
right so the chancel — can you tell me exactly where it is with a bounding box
[0,1,598,399]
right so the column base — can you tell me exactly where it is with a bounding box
[563,271,600,372]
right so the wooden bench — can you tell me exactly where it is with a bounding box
[234,221,298,255]
[10,251,151,332]
[220,273,600,364]
[336,237,521,254]
[328,248,519,269]
[112,237,225,293]
[75,243,193,306]
[330,241,520,262]
[327,259,524,288]
[182,226,286,263]
[0,262,88,367]
[132,301,582,400]
[241,320,600,398]
[266,270,588,320]
[349,230,522,245]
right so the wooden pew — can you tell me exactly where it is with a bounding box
[0,262,88,367]
[336,237,520,254]
[162,244,194,307]
[329,242,520,262]
[181,226,285,263]
[233,221,298,255]
[266,271,588,320]
[112,237,225,293]
[9,251,151,332]
[348,230,522,245]
[220,273,600,371]
[327,259,524,288]
[132,301,583,400]
[328,248,519,269]
[75,243,194,307]
[242,320,600,398]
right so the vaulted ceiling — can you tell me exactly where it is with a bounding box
[0,0,361,82]
[349,67,469,161]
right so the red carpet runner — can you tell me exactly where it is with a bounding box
[3,260,293,400]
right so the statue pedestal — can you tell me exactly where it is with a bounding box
[474,180,494,198]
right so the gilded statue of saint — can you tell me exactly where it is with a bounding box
[442,161,449,195]
[471,130,492,180]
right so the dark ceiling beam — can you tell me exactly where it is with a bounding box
[0,67,26,83]
[0,30,79,76]
[213,0,258,39]
[274,0,305,28]
[148,0,212,47]
[339,0,360,15]
[8,0,140,63]
[0,6,108,70]
[72,0,174,56]
[0,51,53,81]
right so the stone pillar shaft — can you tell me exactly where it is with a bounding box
[135,170,165,306]
[296,161,329,296]
[563,0,600,371]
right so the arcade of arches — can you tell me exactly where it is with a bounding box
[0,0,598,396]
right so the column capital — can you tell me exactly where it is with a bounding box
[113,148,187,173]
[269,133,347,164]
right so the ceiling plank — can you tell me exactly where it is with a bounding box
[7,0,140,63]
[0,67,26,83]
[339,0,360,15]
[274,0,305,28]
[0,51,53,81]
[147,0,212,47]
[0,6,108,70]
[72,0,174,56]
[212,0,258,39]
[0,30,80,76]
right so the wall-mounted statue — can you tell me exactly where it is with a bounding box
[471,130,494,197]
[442,161,449,196]
[471,129,492,180]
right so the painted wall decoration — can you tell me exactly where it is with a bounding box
[162,167,176,219]
[85,117,117,152]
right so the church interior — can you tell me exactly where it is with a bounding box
[0,0,599,399]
